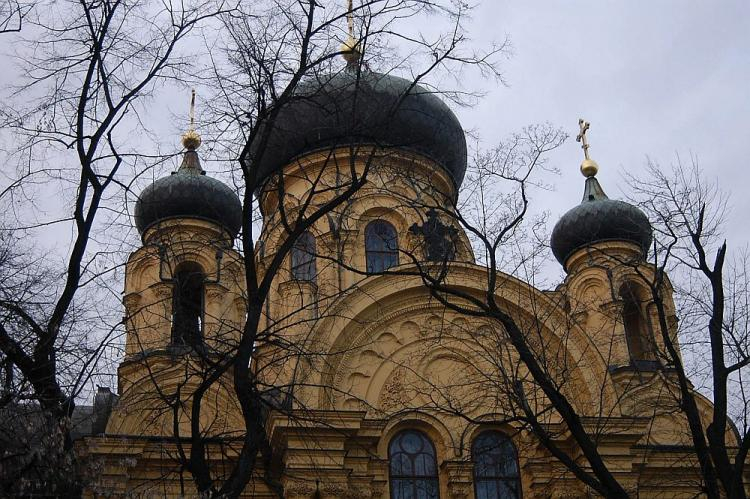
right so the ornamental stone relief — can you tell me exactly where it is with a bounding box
[377,365,418,412]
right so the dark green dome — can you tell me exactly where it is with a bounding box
[134,149,242,239]
[242,69,467,190]
[550,176,652,269]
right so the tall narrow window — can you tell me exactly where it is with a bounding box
[389,429,439,499]
[172,262,204,347]
[472,431,521,499]
[365,220,398,273]
[620,282,656,366]
[291,231,317,281]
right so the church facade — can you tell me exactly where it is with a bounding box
[76,64,720,498]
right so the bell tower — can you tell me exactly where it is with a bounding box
[110,93,246,435]
[550,119,673,372]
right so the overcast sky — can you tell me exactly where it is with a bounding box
[459,1,749,256]
[1,1,748,267]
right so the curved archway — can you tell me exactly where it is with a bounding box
[310,269,609,414]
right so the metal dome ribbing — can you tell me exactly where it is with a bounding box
[242,69,468,190]
[134,142,242,239]
[550,176,652,269]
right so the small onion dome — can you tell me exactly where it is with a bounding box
[242,68,467,192]
[550,175,652,269]
[134,131,242,239]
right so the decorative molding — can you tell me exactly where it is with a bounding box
[282,479,316,496]
[205,282,229,301]
[369,481,387,498]
[599,299,623,318]
[150,282,172,300]
[446,482,473,498]
[341,484,374,499]
[571,309,589,324]
[330,302,447,395]
[123,292,142,311]
[444,460,474,498]
[233,296,247,316]
[321,482,352,495]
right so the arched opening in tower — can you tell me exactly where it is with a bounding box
[620,282,656,365]
[172,261,205,347]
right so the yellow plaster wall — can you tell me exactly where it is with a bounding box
[79,146,718,498]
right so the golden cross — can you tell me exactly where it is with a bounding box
[341,0,361,66]
[576,118,591,160]
[188,89,196,131]
[346,0,354,40]
[181,89,201,152]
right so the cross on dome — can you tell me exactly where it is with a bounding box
[341,0,361,66]
[181,89,201,151]
[576,119,591,159]
[576,118,599,178]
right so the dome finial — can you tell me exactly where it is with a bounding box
[178,89,204,175]
[576,118,599,177]
[341,0,361,67]
[181,89,202,151]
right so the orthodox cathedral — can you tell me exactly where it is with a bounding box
[74,32,719,499]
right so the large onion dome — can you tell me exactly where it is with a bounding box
[550,174,652,269]
[134,132,242,239]
[242,68,467,190]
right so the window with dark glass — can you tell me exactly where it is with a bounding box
[291,231,317,282]
[620,282,656,365]
[365,220,398,273]
[389,429,440,499]
[172,262,204,347]
[472,431,521,499]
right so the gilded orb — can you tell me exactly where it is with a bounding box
[580,158,599,178]
[341,37,361,66]
[181,129,202,151]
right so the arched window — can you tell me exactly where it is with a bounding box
[389,429,439,499]
[365,220,398,273]
[472,431,521,499]
[620,282,656,366]
[291,232,317,282]
[172,262,204,347]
